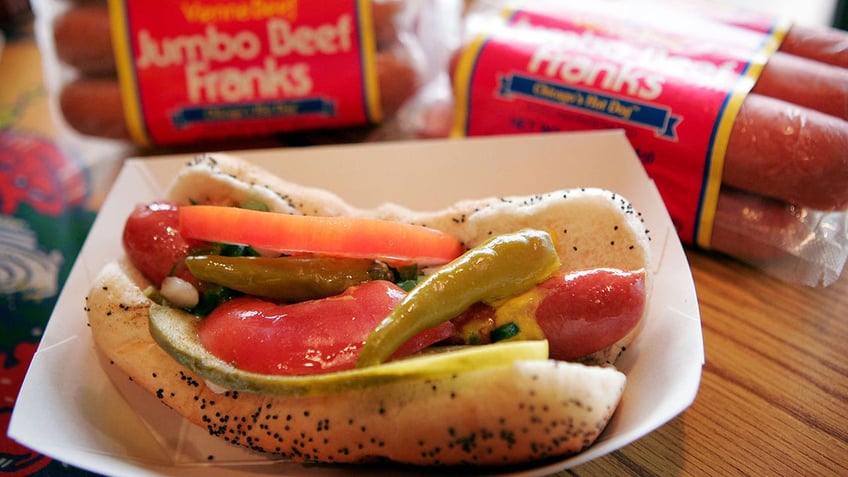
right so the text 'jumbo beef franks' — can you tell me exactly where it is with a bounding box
[85,153,653,466]
[52,0,422,145]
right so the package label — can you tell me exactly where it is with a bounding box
[109,0,381,145]
[452,1,788,246]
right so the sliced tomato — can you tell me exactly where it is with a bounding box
[197,281,456,376]
[535,268,647,360]
[179,205,465,265]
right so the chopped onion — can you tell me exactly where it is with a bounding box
[160,276,199,309]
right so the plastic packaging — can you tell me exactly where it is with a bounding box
[382,0,848,286]
[713,187,847,287]
[33,0,439,148]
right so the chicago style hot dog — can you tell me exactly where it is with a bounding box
[85,153,653,466]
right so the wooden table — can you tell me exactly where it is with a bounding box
[571,250,848,476]
[3,19,847,477]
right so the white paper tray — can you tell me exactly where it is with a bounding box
[9,131,703,476]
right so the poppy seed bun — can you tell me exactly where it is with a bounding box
[87,259,626,465]
[86,152,652,466]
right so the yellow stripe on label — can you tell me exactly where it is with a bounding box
[696,19,791,249]
[107,0,151,146]
[452,6,519,137]
[357,0,382,123]
[449,34,489,138]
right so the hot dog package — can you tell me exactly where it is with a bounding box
[386,0,848,287]
[33,0,459,149]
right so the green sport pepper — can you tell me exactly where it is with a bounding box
[185,255,394,302]
[356,228,561,368]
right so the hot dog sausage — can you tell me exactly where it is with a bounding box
[710,186,813,262]
[780,23,848,69]
[376,43,421,116]
[59,77,129,140]
[724,93,848,211]
[53,5,115,75]
[752,51,848,121]
[59,47,419,141]
[371,0,404,48]
[53,2,406,75]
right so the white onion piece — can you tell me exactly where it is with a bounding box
[160,276,199,309]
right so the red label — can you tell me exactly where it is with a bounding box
[110,0,381,145]
[452,2,786,246]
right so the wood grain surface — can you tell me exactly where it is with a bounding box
[568,249,848,476]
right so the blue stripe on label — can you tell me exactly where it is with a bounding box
[499,73,681,140]
[172,98,336,128]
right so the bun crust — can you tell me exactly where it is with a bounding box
[170,154,652,277]
[86,153,651,466]
[87,260,626,465]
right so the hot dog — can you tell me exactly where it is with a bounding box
[780,23,848,69]
[52,5,115,75]
[752,51,848,121]
[710,186,813,262]
[724,93,848,211]
[85,153,652,466]
[681,1,848,68]
[58,77,128,140]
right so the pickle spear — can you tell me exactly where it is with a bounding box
[185,255,394,302]
[148,303,549,397]
[356,229,561,368]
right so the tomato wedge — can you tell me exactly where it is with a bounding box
[179,205,465,265]
[197,281,456,376]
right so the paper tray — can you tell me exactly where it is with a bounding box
[9,131,704,476]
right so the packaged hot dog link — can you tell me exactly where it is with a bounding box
[453,0,788,246]
[672,0,848,69]
[418,0,845,286]
[712,186,847,287]
[35,0,440,147]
